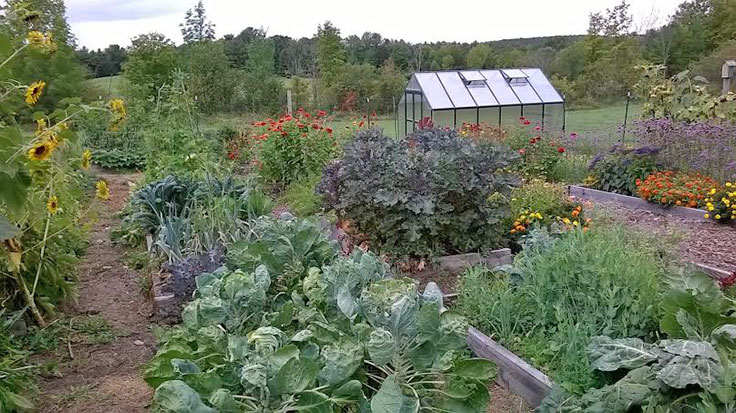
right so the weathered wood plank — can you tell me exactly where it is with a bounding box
[694,262,733,280]
[568,185,708,221]
[467,327,553,407]
[435,248,512,272]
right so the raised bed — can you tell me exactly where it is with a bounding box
[568,185,709,220]
[468,327,552,407]
[437,281,553,407]
[434,248,512,273]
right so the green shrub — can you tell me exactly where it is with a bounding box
[318,127,520,257]
[586,145,660,195]
[456,226,663,392]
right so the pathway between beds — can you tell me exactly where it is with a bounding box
[587,200,736,273]
[35,171,154,413]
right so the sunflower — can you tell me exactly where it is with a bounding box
[26,31,56,53]
[28,139,55,161]
[46,195,59,215]
[96,180,110,201]
[82,149,92,170]
[26,31,45,47]
[24,81,45,105]
[36,117,47,132]
[108,99,126,118]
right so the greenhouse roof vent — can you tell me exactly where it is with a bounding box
[459,71,487,87]
[501,69,530,85]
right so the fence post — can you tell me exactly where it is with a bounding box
[286,90,293,115]
[622,91,631,144]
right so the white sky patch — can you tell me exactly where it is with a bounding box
[67,0,684,50]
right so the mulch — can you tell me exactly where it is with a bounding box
[587,201,736,273]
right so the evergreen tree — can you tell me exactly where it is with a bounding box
[180,1,215,44]
[316,21,345,84]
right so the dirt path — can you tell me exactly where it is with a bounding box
[35,171,155,413]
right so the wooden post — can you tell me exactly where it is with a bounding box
[286,90,293,115]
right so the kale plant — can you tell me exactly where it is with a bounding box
[318,127,520,257]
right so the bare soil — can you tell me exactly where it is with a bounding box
[35,170,155,413]
[488,383,532,413]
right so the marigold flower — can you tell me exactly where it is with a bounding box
[96,180,110,201]
[46,195,59,215]
[25,81,45,105]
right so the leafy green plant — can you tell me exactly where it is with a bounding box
[0,309,35,412]
[119,174,273,261]
[541,270,736,412]
[227,216,340,294]
[318,127,520,258]
[586,145,660,195]
[277,176,322,217]
[146,221,497,412]
[92,148,145,170]
[456,226,664,392]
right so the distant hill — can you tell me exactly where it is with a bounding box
[489,35,585,50]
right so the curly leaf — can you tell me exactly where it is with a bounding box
[368,328,397,366]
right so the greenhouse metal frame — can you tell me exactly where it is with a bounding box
[397,68,565,136]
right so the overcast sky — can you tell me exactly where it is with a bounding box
[66,0,685,50]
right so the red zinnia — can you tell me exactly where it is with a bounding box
[557,147,565,153]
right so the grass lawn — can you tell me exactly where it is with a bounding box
[85,75,124,99]
[565,101,642,135]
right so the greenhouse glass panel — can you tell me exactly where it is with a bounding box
[500,106,522,126]
[479,107,501,126]
[481,70,520,106]
[523,68,564,103]
[456,109,477,127]
[437,72,476,108]
[407,75,421,92]
[414,73,453,109]
[433,110,455,129]
[524,104,543,124]
[544,103,565,130]
[510,81,542,104]
[465,82,497,106]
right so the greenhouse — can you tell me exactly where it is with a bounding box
[397,68,565,136]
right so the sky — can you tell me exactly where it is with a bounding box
[66,0,685,50]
